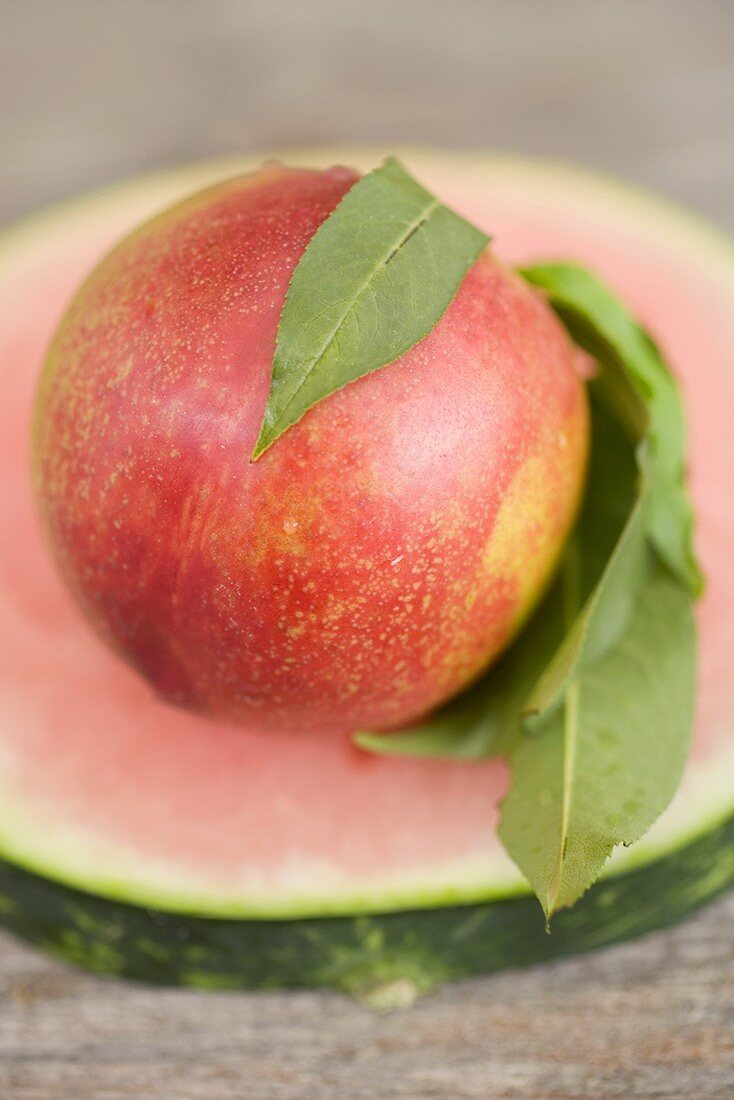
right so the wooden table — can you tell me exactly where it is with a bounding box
[1,2,734,1096]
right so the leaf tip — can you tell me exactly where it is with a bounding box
[250,434,268,462]
[251,411,277,461]
[352,731,379,754]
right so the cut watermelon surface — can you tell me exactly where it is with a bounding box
[1,149,733,995]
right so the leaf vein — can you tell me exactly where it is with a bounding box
[275,198,440,423]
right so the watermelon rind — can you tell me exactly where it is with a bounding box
[0,817,731,999]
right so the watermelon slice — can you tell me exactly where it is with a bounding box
[1,150,733,999]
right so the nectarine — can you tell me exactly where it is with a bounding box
[33,164,588,734]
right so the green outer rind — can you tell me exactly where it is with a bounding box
[1,816,733,997]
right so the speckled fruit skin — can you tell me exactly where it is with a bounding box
[33,164,588,735]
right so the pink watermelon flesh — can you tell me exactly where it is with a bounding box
[1,152,733,917]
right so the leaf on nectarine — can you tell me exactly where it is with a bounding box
[252,157,489,458]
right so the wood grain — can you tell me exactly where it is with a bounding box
[1,1,734,1097]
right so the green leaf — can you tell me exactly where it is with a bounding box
[499,564,696,918]
[496,265,702,917]
[521,263,703,596]
[521,387,650,728]
[252,158,489,458]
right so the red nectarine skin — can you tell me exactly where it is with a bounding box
[34,165,588,735]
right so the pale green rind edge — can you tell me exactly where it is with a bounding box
[1,813,733,996]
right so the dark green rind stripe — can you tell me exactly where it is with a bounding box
[0,817,732,999]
